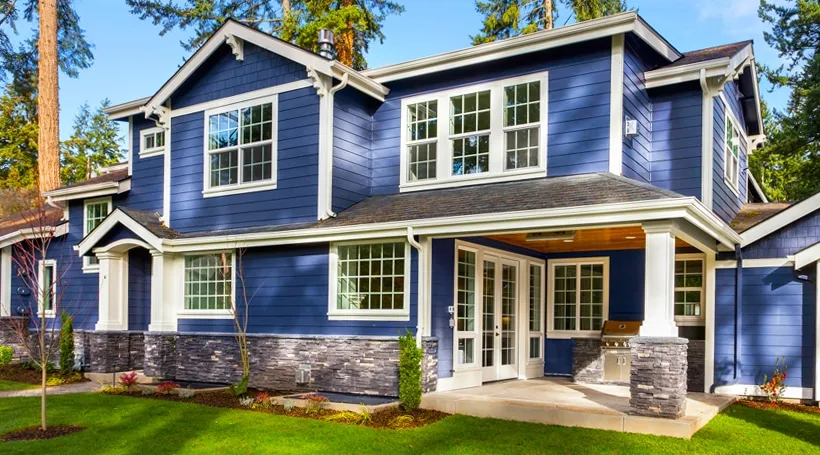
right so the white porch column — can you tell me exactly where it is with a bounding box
[1,246,11,317]
[148,251,178,332]
[640,222,678,337]
[95,252,129,331]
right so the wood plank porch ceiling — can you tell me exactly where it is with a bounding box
[487,226,691,253]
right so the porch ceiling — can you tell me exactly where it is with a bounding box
[486,226,690,253]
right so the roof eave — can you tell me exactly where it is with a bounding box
[104,97,151,120]
[43,178,131,202]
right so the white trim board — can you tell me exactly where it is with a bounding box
[43,178,131,203]
[741,190,820,247]
[715,258,794,269]
[794,242,820,271]
[608,34,624,175]
[0,246,11,317]
[713,384,814,400]
[645,42,753,89]
[815,260,820,402]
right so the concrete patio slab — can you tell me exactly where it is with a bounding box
[421,378,735,439]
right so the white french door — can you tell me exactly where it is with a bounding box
[481,255,519,382]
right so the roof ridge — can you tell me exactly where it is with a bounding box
[598,172,685,199]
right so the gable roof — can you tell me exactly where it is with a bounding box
[731,203,792,233]
[740,190,820,247]
[665,41,752,68]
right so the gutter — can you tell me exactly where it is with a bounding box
[734,245,743,382]
[321,73,349,220]
[406,227,424,347]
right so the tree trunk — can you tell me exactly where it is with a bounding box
[337,0,354,67]
[544,0,553,29]
[38,0,60,193]
[282,0,290,14]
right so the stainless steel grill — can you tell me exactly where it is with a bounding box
[600,320,641,383]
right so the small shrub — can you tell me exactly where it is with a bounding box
[178,388,195,399]
[398,330,423,410]
[20,360,56,373]
[760,357,788,407]
[239,396,255,408]
[282,399,296,412]
[99,385,127,394]
[323,411,361,424]
[46,376,67,386]
[230,375,249,397]
[59,310,75,375]
[358,405,372,425]
[301,393,329,414]
[156,381,179,395]
[389,414,415,429]
[0,345,13,366]
[118,371,139,391]
[252,391,273,410]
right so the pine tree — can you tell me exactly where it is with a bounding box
[38,0,60,193]
[60,100,124,185]
[0,82,38,189]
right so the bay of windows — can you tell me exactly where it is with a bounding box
[184,253,233,311]
[401,72,547,190]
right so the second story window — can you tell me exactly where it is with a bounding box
[204,96,278,197]
[400,71,548,192]
[140,127,166,157]
[83,197,112,272]
[724,116,740,191]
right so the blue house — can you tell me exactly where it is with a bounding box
[0,12,817,402]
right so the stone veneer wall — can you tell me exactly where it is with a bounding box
[629,337,688,419]
[0,317,29,358]
[687,340,705,393]
[143,333,440,397]
[88,331,145,373]
[572,339,604,383]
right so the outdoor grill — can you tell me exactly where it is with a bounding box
[600,320,641,383]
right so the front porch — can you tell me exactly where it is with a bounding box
[421,378,735,439]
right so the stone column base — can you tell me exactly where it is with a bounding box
[421,337,439,393]
[0,317,29,358]
[629,337,688,419]
[144,333,177,379]
[88,331,145,373]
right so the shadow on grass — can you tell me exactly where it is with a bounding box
[731,405,820,447]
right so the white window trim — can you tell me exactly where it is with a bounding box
[139,126,167,158]
[177,250,236,319]
[527,262,546,364]
[721,92,745,196]
[674,252,706,326]
[82,196,113,274]
[546,257,610,339]
[37,259,57,318]
[399,71,549,192]
[202,95,279,198]
[327,239,411,321]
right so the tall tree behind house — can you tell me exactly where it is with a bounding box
[37,0,60,192]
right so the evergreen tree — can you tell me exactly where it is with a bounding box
[60,100,123,185]
[756,0,820,200]
[125,0,404,69]
[568,0,628,21]
[0,82,38,189]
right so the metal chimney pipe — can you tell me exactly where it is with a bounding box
[317,29,335,59]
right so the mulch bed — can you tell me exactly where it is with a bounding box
[0,364,88,386]
[1,425,85,442]
[108,388,448,429]
[737,399,820,415]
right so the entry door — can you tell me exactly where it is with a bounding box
[482,256,519,382]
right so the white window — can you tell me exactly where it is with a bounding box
[724,116,740,191]
[547,258,609,338]
[83,197,112,272]
[203,96,278,197]
[183,253,233,311]
[456,248,477,365]
[400,72,548,191]
[528,263,544,360]
[675,254,704,325]
[329,241,410,321]
[38,259,56,317]
[140,127,166,157]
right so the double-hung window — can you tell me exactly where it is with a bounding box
[204,96,278,197]
[183,253,233,312]
[724,115,740,191]
[140,127,166,157]
[548,258,609,338]
[330,241,410,320]
[83,197,112,272]
[400,72,548,191]
[674,255,704,325]
[38,259,56,317]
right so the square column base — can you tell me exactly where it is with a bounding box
[629,337,688,419]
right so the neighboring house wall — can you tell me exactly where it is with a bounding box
[129,116,165,214]
[715,266,816,390]
[649,83,702,199]
[712,95,748,223]
[622,34,661,184]
[743,212,820,259]
[371,39,612,196]
[177,243,418,337]
[332,88,377,212]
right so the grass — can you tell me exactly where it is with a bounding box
[0,380,37,392]
[0,394,817,454]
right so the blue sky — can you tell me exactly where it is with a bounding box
[56,0,787,144]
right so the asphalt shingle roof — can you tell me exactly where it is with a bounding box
[0,205,65,238]
[665,41,752,68]
[730,202,792,233]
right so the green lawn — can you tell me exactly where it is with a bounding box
[0,380,36,392]
[0,394,817,454]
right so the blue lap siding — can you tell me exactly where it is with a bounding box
[712,95,748,223]
[649,83,702,198]
[127,248,151,331]
[128,116,165,214]
[622,35,661,184]
[332,88,377,212]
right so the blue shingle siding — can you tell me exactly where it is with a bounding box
[715,266,816,389]
[332,88,377,212]
[178,243,418,336]
[712,96,747,223]
[127,248,151,331]
[649,83,702,198]
[370,39,612,195]
[168,87,320,233]
[171,43,307,109]
[128,116,165,213]
[622,35,658,183]
[743,211,820,259]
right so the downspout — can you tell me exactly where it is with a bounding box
[322,73,349,219]
[734,245,743,381]
[407,226,424,347]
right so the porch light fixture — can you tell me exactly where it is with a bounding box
[525,231,576,242]
[624,236,636,240]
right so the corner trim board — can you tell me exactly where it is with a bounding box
[608,34,624,175]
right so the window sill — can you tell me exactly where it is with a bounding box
[400,167,546,193]
[139,148,165,159]
[723,177,740,197]
[328,311,410,322]
[675,317,705,327]
[37,312,55,319]
[547,330,601,340]
[177,310,234,319]
[202,181,277,198]
[82,264,100,274]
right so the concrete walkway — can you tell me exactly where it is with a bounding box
[0,381,100,398]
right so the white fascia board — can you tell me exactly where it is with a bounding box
[794,242,820,270]
[741,190,820,247]
[748,172,768,203]
[363,12,679,83]
[76,209,164,256]
[43,179,131,202]
[105,97,151,120]
[645,60,731,89]
[0,226,61,250]
[330,63,389,101]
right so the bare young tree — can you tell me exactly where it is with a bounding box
[0,202,67,431]
[225,248,259,395]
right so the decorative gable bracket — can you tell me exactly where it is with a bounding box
[141,105,170,127]
[225,34,244,61]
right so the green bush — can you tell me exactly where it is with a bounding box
[398,330,423,410]
[20,359,56,373]
[0,345,13,366]
[59,310,75,375]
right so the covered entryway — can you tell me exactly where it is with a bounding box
[93,239,157,332]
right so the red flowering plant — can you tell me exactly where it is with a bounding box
[252,391,273,410]
[118,371,139,392]
[156,381,180,395]
[300,393,329,414]
[759,357,787,407]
